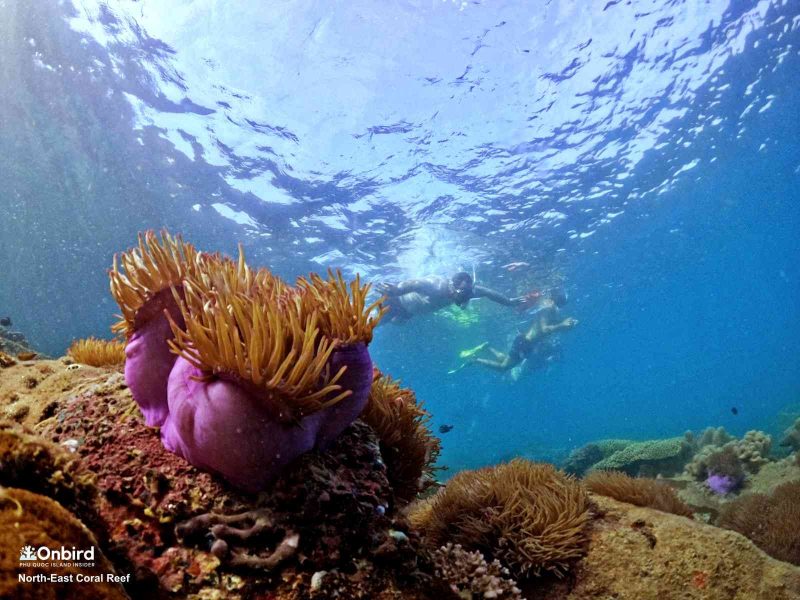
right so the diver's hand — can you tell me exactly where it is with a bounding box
[377,282,400,296]
[563,317,579,328]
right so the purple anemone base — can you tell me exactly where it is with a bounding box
[123,285,375,492]
[124,288,184,427]
[706,472,741,495]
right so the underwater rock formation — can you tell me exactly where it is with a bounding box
[0,319,37,358]
[109,231,385,491]
[548,494,800,600]
[584,470,693,517]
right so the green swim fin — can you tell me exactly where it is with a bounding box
[459,341,489,359]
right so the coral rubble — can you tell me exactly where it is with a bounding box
[432,543,521,599]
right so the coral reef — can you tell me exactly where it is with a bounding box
[684,430,772,494]
[584,471,693,517]
[684,426,733,449]
[780,417,800,452]
[109,231,386,491]
[360,369,441,505]
[562,439,634,477]
[67,337,125,367]
[589,437,691,477]
[409,459,592,578]
[716,481,800,566]
[0,319,37,357]
[432,543,521,599]
[0,487,127,600]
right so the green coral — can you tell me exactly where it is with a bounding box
[591,437,691,477]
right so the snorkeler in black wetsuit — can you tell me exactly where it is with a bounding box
[468,288,577,372]
[377,272,522,322]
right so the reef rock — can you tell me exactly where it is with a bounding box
[535,494,800,600]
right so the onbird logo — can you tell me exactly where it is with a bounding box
[19,546,36,561]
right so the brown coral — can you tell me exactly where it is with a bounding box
[716,481,800,565]
[360,369,441,505]
[584,471,693,517]
[67,337,125,367]
[409,459,592,578]
[432,543,521,599]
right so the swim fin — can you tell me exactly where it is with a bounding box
[458,341,489,359]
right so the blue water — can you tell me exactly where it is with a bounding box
[1,0,798,473]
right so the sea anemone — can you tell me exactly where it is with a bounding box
[584,471,693,517]
[67,337,125,367]
[360,369,440,505]
[109,231,386,491]
[409,459,592,578]
[717,481,800,565]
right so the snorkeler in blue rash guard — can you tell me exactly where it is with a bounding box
[465,288,577,372]
[377,272,523,323]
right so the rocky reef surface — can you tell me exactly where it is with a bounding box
[1,358,800,599]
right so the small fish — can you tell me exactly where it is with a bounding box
[731,407,738,415]
[438,424,454,434]
[0,317,11,327]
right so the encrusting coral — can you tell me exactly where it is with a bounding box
[108,231,386,491]
[360,369,441,505]
[584,470,693,517]
[409,459,592,578]
[67,337,125,367]
[716,481,800,566]
[432,543,522,599]
[589,437,691,477]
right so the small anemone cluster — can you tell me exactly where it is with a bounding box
[584,471,693,518]
[717,481,800,566]
[409,459,592,579]
[109,231,386,491]
[67,337,126,367]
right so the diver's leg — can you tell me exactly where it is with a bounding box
[474,353,516,372]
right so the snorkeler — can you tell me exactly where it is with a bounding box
[463,288,577,372]
[377,272,523,323]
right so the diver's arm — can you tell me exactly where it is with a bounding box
[541,316,578,334]
[472,285,522,307]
